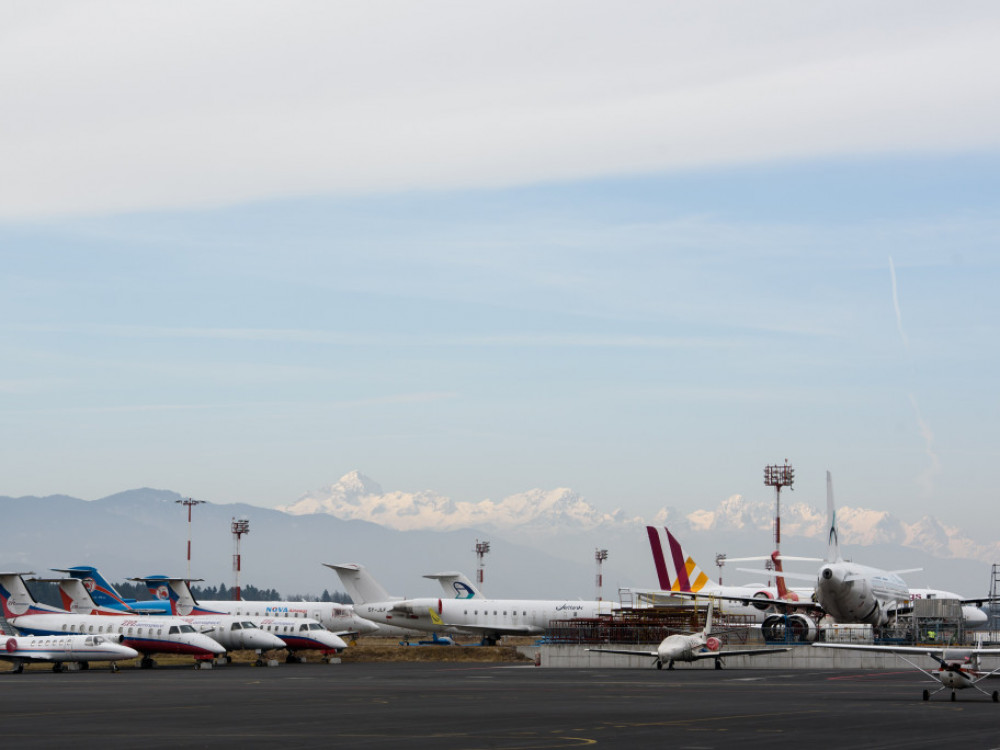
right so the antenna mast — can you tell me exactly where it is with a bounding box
[176,498,204,582]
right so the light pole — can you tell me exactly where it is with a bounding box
[231,517,250,601]
[594,548,609,601]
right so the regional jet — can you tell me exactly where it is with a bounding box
[326,563,615,644]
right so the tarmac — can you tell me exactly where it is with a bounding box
[2,661,999,749]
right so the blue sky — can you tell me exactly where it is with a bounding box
[3,2,1000,526]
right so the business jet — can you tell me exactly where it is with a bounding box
[134,576,348,661]
[0,573,226,668]
[43,576,287,655]
[587,599,790,670]
[813,642,1000,702]
[326,563,616,644]
[2,634,139,673]
[57,566,378,638]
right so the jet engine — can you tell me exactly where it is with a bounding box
[751,591,774,611]
[705,636,721,651]
[761,613,818,642]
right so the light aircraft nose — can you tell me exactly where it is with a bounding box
[316,631,348,650]
[355,619,381,634]
[113,644,140,660]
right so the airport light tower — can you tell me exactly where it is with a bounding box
[176,498,204,582]
[475,539,490,589]
[595,548,609,601]
[231,517,250,601]
[764,460,794,551]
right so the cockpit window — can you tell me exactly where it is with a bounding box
[179,625,196,634]
[242,622,257,629]
[230,622,243,630]
[169,626,179,634]
[309,623,323,630]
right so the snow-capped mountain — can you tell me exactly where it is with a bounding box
[282,471,1000,565]
[282,470,644,533]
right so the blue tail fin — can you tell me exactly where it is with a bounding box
[54,566,133,611]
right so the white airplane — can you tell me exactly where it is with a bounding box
[0,573,226,669]
[2,633,139,673]
[813,642,1000,702]
[134,576,349,661]
[326,563,616,644]
[587,599,790,670]
[58,565,379,638]
[45,576,287,655]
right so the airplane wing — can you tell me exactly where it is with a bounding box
[735,567,817,583]
[813,643,1000,657]
[440,623,545,636]
[663,589,823,613]
[586,647,658,658]
[689,647,792,660]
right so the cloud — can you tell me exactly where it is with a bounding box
[4,2,1000,219]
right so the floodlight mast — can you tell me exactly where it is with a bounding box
[595,549,609,601]
[176,498,205,582]
[231,517,250,601]
[475,539,490,589]
[763,460,794,552]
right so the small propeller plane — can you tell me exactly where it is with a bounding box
[814,643,1000,702]
[586,599,790,670]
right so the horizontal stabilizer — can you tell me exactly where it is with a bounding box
[735,567,816,582]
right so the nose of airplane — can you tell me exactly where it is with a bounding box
[199,634,228,655]
[356,619,380,635]
[248,630,287,651]
[115,644,140,660]
[319,631,348,651]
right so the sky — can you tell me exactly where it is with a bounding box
[2,1,1000,527]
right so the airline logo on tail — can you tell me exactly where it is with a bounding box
[646,526,711,593]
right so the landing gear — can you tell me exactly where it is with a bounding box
[951,692,957,702]
[79,661,89,671]
[714,659,724,670]
[52,662,63,673]
[923,689,930,701]
[13,663,24,674]
[667,660,675,671]
[139,657,156,669]
[655,660,662,670]
[111,662,119,673]
[992,691,999,703]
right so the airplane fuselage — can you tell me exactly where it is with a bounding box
[355,597,613,637]
[816,561,909,626]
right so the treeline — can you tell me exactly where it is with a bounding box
[23,580,351,608]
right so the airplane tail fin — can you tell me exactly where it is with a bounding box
[0,572,59,618]
[54,566,132,610]
[132,576,198,616]
[423,572,482,599]
[702,598,714,636]
[646,526,713,593]
[826,471,842,563]
[54,577,102,615]
[324,564,392,605]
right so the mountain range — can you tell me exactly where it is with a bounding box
[1,471,996,601]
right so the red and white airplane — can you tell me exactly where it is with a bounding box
[2,633,139,673]
[813,642,1000,702]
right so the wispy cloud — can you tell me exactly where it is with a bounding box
[4,3,1000,219]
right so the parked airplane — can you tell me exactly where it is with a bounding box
[2,633,139,673]
[57,566,378,637]
[44,576,287,655]
[587,599,790,669]
[0,573,226,668]
[135,576,348,661]
[326,563,615,644]
[813,642,1000,702]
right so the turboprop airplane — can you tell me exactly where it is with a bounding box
[587,599,791,669]
[2,633,139,673]
[813,642,1000,702]
[47,576,287,655]
[57,566,378,638]
[134,576,348,661]
[326,563,616,644]
[0,573,226,669]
